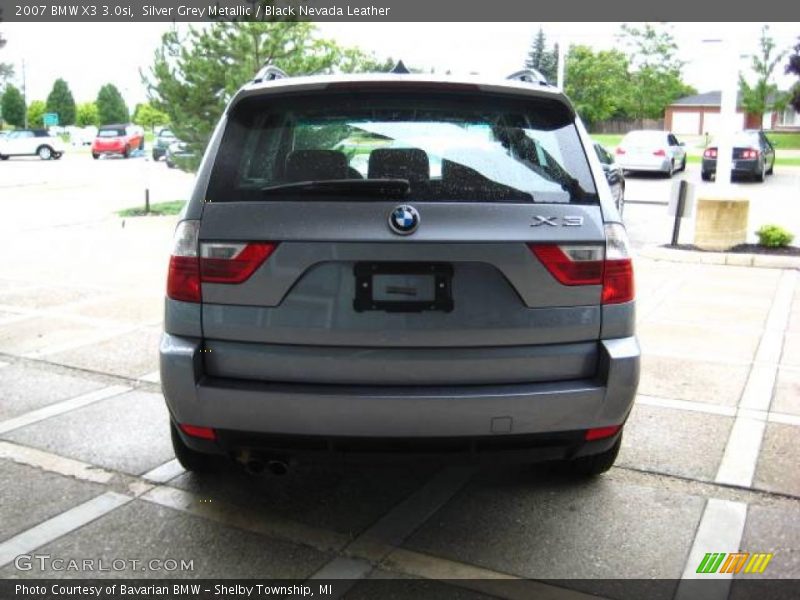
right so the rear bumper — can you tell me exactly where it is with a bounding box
[617,158,671,172]
[702,158,760,175]
[160,333,639,457]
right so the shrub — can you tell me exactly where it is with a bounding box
[756,225,795,248]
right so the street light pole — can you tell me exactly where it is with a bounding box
[702,38,739,188]
[22,59,27,129]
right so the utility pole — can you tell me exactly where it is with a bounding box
[22,59,27,128]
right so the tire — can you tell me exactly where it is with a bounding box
[152,150,160,161]
[766,160,774,175]
[92,152,99,160]
[37,145,53,160]
[559,434,622,478]
[170,423,214,473]
[701,170,711,182]
[166,159,175,169]
[664,160,674,178]
[122,146,130,159]
[139,138,145,151]
[53,153,62,160]
[680,156,687,172]
[0,154,8,161]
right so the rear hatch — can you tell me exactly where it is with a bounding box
[188,87,625,386]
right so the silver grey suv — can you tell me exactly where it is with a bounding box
[160,65,640,477]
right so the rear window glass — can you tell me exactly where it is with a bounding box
[207,91,597,204]
[98,128,125,137]
[621,131,665,145]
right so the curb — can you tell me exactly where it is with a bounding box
[638,245,800,270]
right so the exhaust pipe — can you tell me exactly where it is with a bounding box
[267,460,289,476]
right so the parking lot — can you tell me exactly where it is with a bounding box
[1,153,799,596]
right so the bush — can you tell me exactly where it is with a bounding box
[756,225,795,248]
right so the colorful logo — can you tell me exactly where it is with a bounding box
[696,552,773,574]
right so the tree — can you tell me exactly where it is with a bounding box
[787,36,800,112]
[95,84,129,124]
[0,30,13,89]
[1,84,25,127]
[132,101,169,131]
[564,46,632,127]
[525,27,558,84]
[75,102,100,127]
[618,23,695,120]
[144,22,391,171]
[45,78,77,126]
[739,26,789,124]
[27,100,46,128]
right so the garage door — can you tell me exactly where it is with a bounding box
[672,112,701,135]
[702,112,745,135]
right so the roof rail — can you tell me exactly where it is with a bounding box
[506,69,550,86]
[253,64,288,84]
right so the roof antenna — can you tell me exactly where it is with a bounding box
[391,60,411,74]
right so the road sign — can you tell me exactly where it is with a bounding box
[43,113,59,127]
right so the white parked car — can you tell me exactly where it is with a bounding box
[614,129,686,177]
[0,128,66,160]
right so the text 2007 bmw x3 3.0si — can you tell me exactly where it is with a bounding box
[160,64,640,478]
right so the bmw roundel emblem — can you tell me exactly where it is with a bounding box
[389,205,420,235]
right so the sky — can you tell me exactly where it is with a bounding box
[1,22,798,107]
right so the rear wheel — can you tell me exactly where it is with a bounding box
[92,152,99,160]
[680,156,687,172]
[559,434,622,478]
[37,145,53,160]
[701,170,711,182]
[665,160,674,178]
[122,146,130,159]
[0,154,8,161]
[170,423,214,473]
[766,160,774,175]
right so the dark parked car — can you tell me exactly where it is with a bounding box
[594,142,625,215]
[702,130,775,182]
[165,140,194,169]
[152,128,177,161]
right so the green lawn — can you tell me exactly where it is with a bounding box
[766,132,800,150]
[118,200,185,217]
[590,134,624,148]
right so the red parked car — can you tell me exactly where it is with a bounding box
[91,124,144,159]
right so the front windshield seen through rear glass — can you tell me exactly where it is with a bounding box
[207,91,598,204]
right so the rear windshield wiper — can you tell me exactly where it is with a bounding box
[260,178,410,198]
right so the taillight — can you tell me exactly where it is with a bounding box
[166,220,277,303]
[585,424,622,441]
[179,423,216,441]
[200,242,277,283]
[741,148,759,159]
[704,148,718,158]
[653,149,666,157]
[529,223,634,305]
[602,223,634,304]
[615,147,626,155]
[167,220,201,302]
[529,245,603,285]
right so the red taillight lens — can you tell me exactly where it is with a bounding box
[179,423,216,441]
[529,245,603,285]
[653,149,666,157]
[166,221,278,303]
[602,259,635,304]
[615,147,626,155]
[704,148,718,158]
[529,224,634,305]
[585,424,622,441]
[167,255,201,302]
[741,148,759,159]
[167,221,201,303]
[200,242,277,284]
